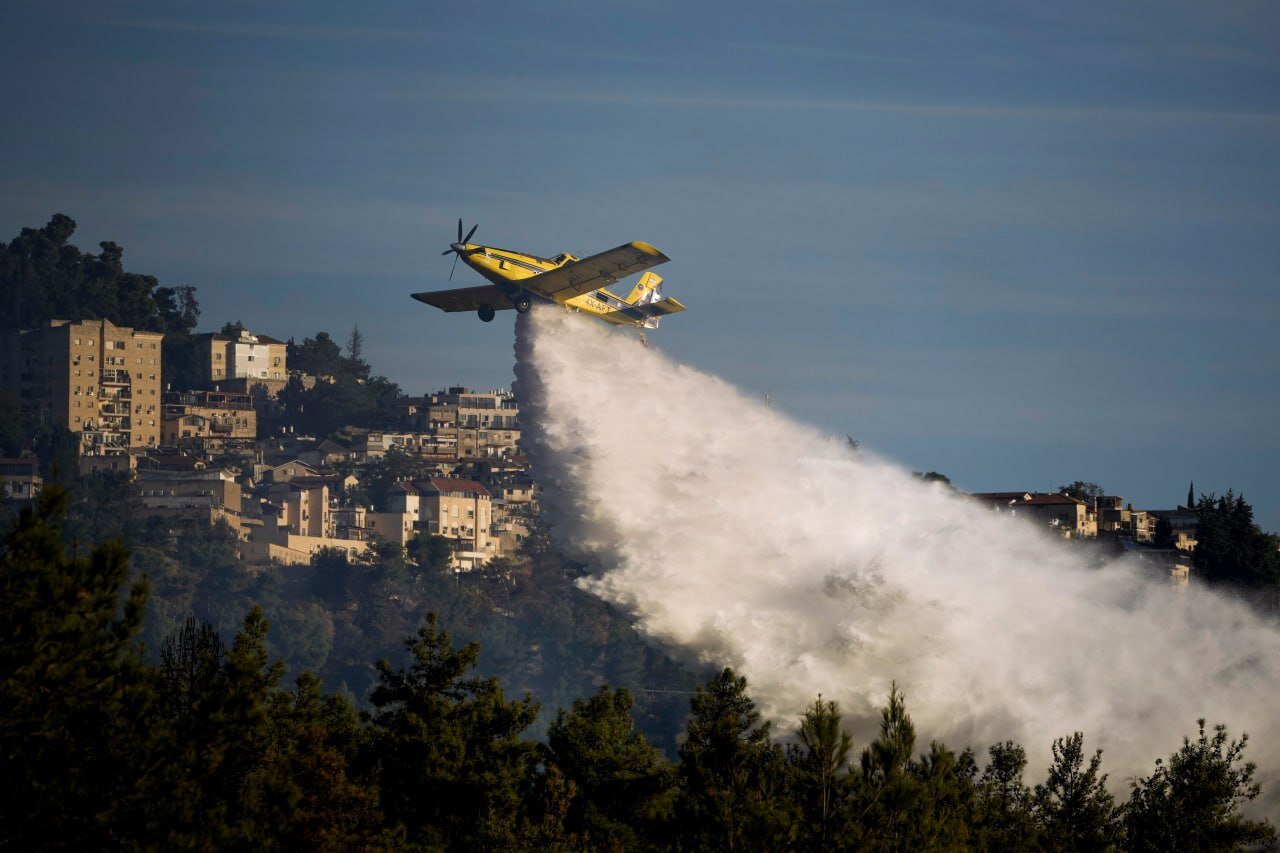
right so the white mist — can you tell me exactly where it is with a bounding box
[512,305,1279,796]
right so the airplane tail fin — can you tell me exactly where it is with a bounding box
[623,272,664,306]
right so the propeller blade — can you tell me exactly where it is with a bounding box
[449,251,460,282]
[456,218,463,242]
[463,223,478,244]
[441,248,454,256]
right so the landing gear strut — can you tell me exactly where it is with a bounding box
[477,304,495,322]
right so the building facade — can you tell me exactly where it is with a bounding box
[389,476,497,569]
[0,318,164,453]
[193,329,287,386]
[161,389,257,450]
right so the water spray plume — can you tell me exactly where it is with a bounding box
[513,305,1280,794]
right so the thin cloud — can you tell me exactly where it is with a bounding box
[105,18,446,42]
[536,92,1280,126]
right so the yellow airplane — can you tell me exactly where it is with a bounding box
[411,220,686,329]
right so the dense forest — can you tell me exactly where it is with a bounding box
[3,492,1276,849]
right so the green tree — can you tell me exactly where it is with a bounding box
[1123,720,1276,852]
[366,613,539,849]
[853,683,975,851]
[0,488,159,847]
[1032,732,1117,851]
[789,695,854,850]
[543,685,677,849]
[347,324,371,379]
[1,214,199,335]
[1193,491,1280,589]
[855,682,919,844]
[974,741,1038,851]
[409,531,455,571]
[154,284,200,334]
[678,667,792,851]
[914,471,954,489]
[1057,481,1105,503]
[1153,515,1176,550]
[289,332,345,378]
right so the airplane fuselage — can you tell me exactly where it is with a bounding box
[414,229,683,329]
[458,244,674,325]
[458,244,577,290]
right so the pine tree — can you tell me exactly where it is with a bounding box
[974,741,1038,851]
[0,488,160,847]
[852,683,976,850]
[1124,720,1276,851]
[1032,733,1117,851]
[543,685,677,849]
[789,695,855,850]
[1193,491,1280,588]
[366,613,539,849]
[678,668,792,851]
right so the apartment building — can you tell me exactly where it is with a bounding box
[161,389,257,450]
[0,318,164,453]
[250,479,376,565]
[136,467,244,534]
[388,476,497,569]
[412,387,522,459]
[971,491,1097,538]
[193,329,287,387]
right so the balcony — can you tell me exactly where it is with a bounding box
[100,369,131,385]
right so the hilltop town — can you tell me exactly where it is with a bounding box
[0,311,1212,578]
[0,316,536,572]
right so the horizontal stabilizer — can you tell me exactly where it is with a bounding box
[635,296,687,317]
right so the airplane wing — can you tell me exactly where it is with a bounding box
[411,285,514,313]
[525,241,670,302]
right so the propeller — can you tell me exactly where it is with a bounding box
[441,218,479,281]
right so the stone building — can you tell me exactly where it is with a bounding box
[0,318,163,453]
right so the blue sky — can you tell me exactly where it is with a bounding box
[3,1,1278,529]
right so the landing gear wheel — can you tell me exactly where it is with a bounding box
[477,304,495,322]
[513,294,533,314]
